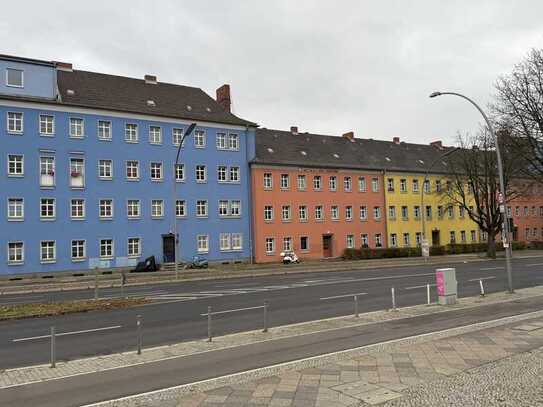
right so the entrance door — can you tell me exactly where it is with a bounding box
[162,234,175,263]
[322,235,333,258]
[431,230,440,246]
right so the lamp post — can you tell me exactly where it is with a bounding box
[420,147,460,253]
[429,91,513,293]
[173,123,197,280]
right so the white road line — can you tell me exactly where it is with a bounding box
[468,276,496,282]
[290,283,309,288]
[527,263,543,267]
[264,285,291,289]
[320,292,368,300]
[147,296,195,301]
[480,267,504,271]
[405,284,436,290]
[200,305,265,316]
[12,325,122,342]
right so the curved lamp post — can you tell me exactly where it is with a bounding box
[429,91,513,293]
[173,123,197,280]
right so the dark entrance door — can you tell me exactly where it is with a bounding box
[162,234,175,263]
[431,230,440,246]
[322,235,333,258]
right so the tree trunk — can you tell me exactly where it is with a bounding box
[487,233,497,259]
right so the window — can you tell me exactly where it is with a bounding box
[173,128,184,146]
[100,239,114,258]
[533,227,538,237]
[228,133,239,150]
[40,241,56,263]
[98,120,112,140]
[7,198,23,220]
[390,233,397,247]
[315,205,323,220]
[435,180,442,192]
[331,205,339,220]
[280,174,290,189]
[126,161,139,180]
[412,179,419,193]
[515,206,520,216]
[39,156,55,187]
[388,206,396,220]
[69,118,84,138]
[40,198,55,219]
[414,206,420,220]
[68,157,85,188]
[540,206,543,217]
[403,233,410,247]
[425,206,432,219]
[297,175,307,191]
[281,205,291,221]
[128,238,141,257]
[361,234,369,247]
[533,206,537,216]
[345,205,353,221]
[438,206,444,218]
[415,232,422,246]
[371,178,379,192]
[344,177,352,192]
[447,205,454,219]
[194,130,206,147]
[373,207,381,220]
[217,166,228,182]
[175,164,185,182]
[98,159,112,180]
[6,68,23,87]
[149,126,162,144]
[313,176,322,190]
[71,240,86,261]
[197,235,209,253]
[300,236,309,251]
[329,176,337,191]
[219,200,229,217]
[264,173,272,189]
[220,233,231,251]
[7,112,23,133]
[387,178,394,192]
[150,162,163,181]
[358,177,367,192]
[459,205,465,218]
[176,200,186,217]
[299,205,307,221]
[230,200,241,216]
[507,206,512,217]
[423,179,430,193]
[216,132,227,149]
[360,206,368,220]
[265,238,275,254]
[524,206,529,216]
[232,233,242,250]
[450,231,456,244]
[525,228,530,239]
[39,114,54,135]
[264,205,273,221]
[71,199,85,219]
[7,242,24,264]
[99,199,113,219]
[196,200,208,217]
[7,154,23,176]
[401,206,408,219]
[375,233,382,247]
[461,231,466,243]
[400,179,407,193]
[471,230,477,242]
[125,123,138,142]
[195,165,207,183]
[127,200,141,218]
[229,166,240,182]
[283,237,292,251]
[346,235,355,249]
[446,180,452,193]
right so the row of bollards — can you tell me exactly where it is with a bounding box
[206,301,269,342]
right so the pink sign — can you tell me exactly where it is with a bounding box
[436,271,445,296]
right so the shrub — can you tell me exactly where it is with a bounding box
[528,241,543,250]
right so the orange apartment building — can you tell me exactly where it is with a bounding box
[251,128,387,263]
[508,182,543,243]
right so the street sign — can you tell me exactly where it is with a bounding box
[497,192,504,204]
[421,240,430,258]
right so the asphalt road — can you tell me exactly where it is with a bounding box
[1,255,543,369]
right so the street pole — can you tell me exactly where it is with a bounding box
[173,123,197,280]
[430,91,514,293]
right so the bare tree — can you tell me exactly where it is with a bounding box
[493,48,543,182]
[442,129,524,258]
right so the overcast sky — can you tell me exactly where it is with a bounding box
[2,1,542,145]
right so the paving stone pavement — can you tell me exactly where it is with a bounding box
[169,316,543,407]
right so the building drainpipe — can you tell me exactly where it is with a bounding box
[246,125,255,264]
[382,169,388,248]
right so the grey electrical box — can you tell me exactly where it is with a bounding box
[436,267,457,305]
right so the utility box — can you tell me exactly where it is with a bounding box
[435,267,457,305]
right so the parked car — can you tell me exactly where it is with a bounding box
[132,255,159,272]
[184,255,209,269]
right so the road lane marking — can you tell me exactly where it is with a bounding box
[320,292,368,300]
[12,325,122,342]
[468,276,496,282]
[527,263,543,267]
[405,284,436,290]
[480,267,504,271]
[201,305,265,316]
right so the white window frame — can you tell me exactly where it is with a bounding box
[150,162,163,181]
[231,233,243,250]
[331,205,339,220]
[313,175,322,191]
[361,234,369,247]
[6,68,23,87]
[263,173,273,189]
[219,233,231,251]
[7,112,23,134]
[100,239,114,259]
[98,159,113,180]
[373,206,381,220]
[69,117,85,138]
[7,154,24,176]
[71,198,85,220]
[172,128,184,146]
[360,205,368,220]
[345,205,353,221]
[71,240,86,261]
[40,240,56,263]
[217,165,228,182]
[39,114,55,136]
[176,200,186,217]
[175,163,185,182]
[126,160,140,181]
[229,166,240,183]
[196,200,208,217]
[40,198,56,220]
[280,174,290,189]
[403,233,410,247]
[264,205,274,221]
[197,234,209,253]
[228,133,239,150]
[265,237,275,254]
[149,125,162,144]
[151,199,164,218]
[127,199,141,219]
[283,237,293,252]
[195,165,207,183]
[371,178,379,192]
[194,130,206,148]
[7,241,24,264]
[69,157,85,188]
[99,199,114,219]
[7,197,24,221]
[358,177,366,192]
[216,132,227,149]
[281,205,291,221]
[329,176,337,191]
[98,120,112,140]
[127,237,141,258]
[230,200,241,217]
[125,123,139,143]
[218,200,229,217]
[39,156,55,187]
[315,205,323,221]
[346,234,355,249]
[344,176,352,192]
[299,205,307,221]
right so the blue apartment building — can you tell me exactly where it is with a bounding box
[0,54,257,275]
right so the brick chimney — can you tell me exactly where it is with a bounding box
[55,61,73,72]
[430,140,443,149]
[393,137,400,144]
[144,74,157,84]
[290,126,299,135]
[342,131,355,141]
[216,84,231,112]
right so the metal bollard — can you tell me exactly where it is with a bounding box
[94,269,99,300]
[427,284,431,305]
[207,306,212,342]
[120,273,126,299]
[263,301,269,333]
[479,279,485,297]
[354,295,359,318]
[50,326,56,368]
[136,315,142,355]
[391,287,397,311]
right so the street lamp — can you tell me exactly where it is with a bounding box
[173,122,197,280]
[429,91,514,293]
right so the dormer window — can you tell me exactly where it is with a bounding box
[6,68,23,87]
